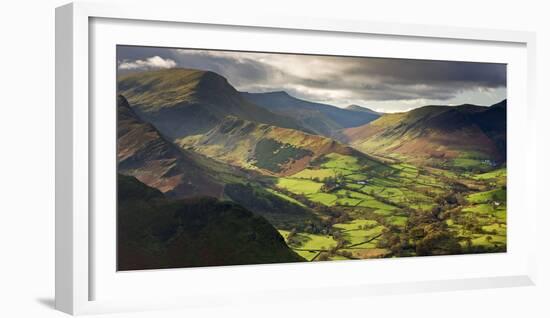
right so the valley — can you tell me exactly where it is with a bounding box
[116,66,507,269]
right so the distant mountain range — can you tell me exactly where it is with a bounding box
[242,91,380,139]
[343,100,507,168]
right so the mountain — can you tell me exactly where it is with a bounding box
[117,94,223,197]
[177,115,365,177]
[117,174,304,270]
[118,95,318,228]
[345,104,381,116]
[343,100,507,169]
[118,68,306,139]
[469,99,507,158]
[241,91,380,139]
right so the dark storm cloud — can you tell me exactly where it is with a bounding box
[346,58,506,87]
[117,46,506,109]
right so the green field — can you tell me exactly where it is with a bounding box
[276,178,323,194]
[271,150,507,260]
[466,189,506,204]
[333,219,379,231]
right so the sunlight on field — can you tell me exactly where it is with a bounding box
[291,168,338,181]
[307,193,338,206]
[272,142,506,260]
[475,168,507,180]
[320,153,361,170]
[276,178,323,194]
[466,189,506,204]
[333,219,379,231]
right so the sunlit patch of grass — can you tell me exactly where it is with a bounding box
[276,178,323,194]
[320,153,361,170]
[466,189,506,204]
[333,219,379,231]
[387,216,408,227]
[291,168,339,181]
[307,193,338,206]
[463,203,494,214]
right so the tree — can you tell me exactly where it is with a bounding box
[317,252,329,261]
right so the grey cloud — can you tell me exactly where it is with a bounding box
[117,46,506,108]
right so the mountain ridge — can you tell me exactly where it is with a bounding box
[118,95,319,228]
[117,94,224,197]
[241,91,380,139]
[345,104,381,116]
[343,100,507,169]
[177,115,366,177]
[118,68,308,139]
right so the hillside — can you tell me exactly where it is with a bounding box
[118,68,306,139]
[117,94,223,197]
[117,174,305,270]
[343,100,507,170]
[241,91,380,139]
[177,115,367,177]
[470,99,507,158]
[118,95,318,228]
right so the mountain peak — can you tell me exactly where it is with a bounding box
[118,68,307,138]
[346,104,379,114]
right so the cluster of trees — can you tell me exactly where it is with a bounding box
[320,173,345,192]
[331,230,350,247]
[285,228,303,246]
[316,246,354,261]
[404,210,461,256]
[253,139,312,173]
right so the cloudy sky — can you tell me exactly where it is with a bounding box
[117,45,506,113]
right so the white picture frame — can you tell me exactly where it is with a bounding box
[55,1,538,315]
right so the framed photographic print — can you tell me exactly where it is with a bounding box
[56,1,538,315]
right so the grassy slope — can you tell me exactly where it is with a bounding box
[343,102,506,170]
[117,94,223,197]
[118,174,305,270]
[177,115,361,176]
[118,95,319,230]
